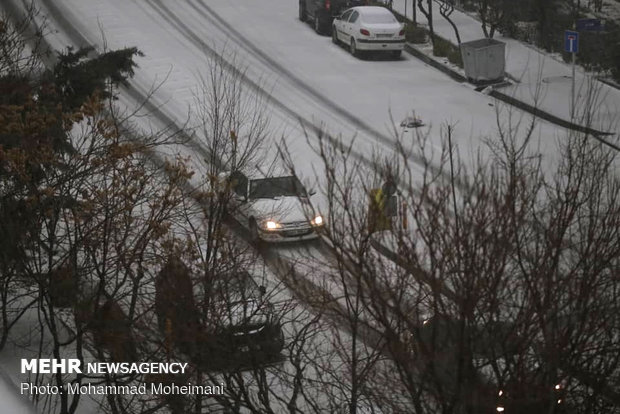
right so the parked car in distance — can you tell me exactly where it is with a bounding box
[224,170,325,243]
[332,6,405,58]
[299,0,358,34]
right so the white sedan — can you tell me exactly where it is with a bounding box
[332,6,405,58]
[225,171,324,243]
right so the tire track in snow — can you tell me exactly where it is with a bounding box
[145,0,449,182]
[141,0,440,328]
[143,0,375,163]
[34,0,367,317]
[188,0,394,146]
[31,0,391,363]
[138,0,406,362]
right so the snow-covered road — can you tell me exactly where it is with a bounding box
[34,0,567,176]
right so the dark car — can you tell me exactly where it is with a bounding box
[155,259,284,370]
[200,306,284,368]
[196,271,285,369]
[299,0,363,34]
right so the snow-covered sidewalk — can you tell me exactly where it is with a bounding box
[392,0,620,135]
[0,366,38,414]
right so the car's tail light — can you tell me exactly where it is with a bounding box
[399,29,405,36]
[360,28,370,36]
[325,0,331,10]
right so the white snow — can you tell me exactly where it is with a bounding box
[25,0,574,183]
[392,0,620,133]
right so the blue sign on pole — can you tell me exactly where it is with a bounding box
[564,30,579,53]
[577,18,604,31]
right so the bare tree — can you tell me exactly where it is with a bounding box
[418,0,435,43]
[0,2,50,353]
[435,0,462,44]
[189,50,274,272]
[0,1,47,78]
[474,0,508,38]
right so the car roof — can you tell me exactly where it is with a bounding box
[212,270,259,291]
[352,6,394,15]
[237,168,297,181]
[401,116,421,124]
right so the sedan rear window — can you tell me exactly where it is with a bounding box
[340,10,353,21]
[362,12,397,24]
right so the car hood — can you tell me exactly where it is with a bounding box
[250,196,312,224]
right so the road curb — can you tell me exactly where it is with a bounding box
[403,43,467,83]
[488,89,618,144]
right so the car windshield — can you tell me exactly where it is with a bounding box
[207,273,269,327]
[210,271,260,299]
[362,12,397,24]
[249,176,307,199]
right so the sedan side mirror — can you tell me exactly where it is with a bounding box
[309,189,317,196]
[233,192,247,203]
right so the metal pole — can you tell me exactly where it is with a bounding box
[571,18,576,120]
[571,50,575,119]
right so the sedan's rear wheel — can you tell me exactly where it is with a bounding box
[249,219,260,242]
[332,26,339,44]
[350,39,360,58]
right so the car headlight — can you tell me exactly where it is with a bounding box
[311,215,324,226]
[264,220,281,230]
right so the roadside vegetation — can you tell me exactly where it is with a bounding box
[386,0,620,82]
[286,85,620,412]
[451,0,619,83]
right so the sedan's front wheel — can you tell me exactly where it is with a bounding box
[249,219,260,242]
[332,27,339,44]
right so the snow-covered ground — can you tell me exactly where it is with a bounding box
[32,0,571,177]
[392,0,620,134]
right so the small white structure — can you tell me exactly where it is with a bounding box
[460,38,506,83]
